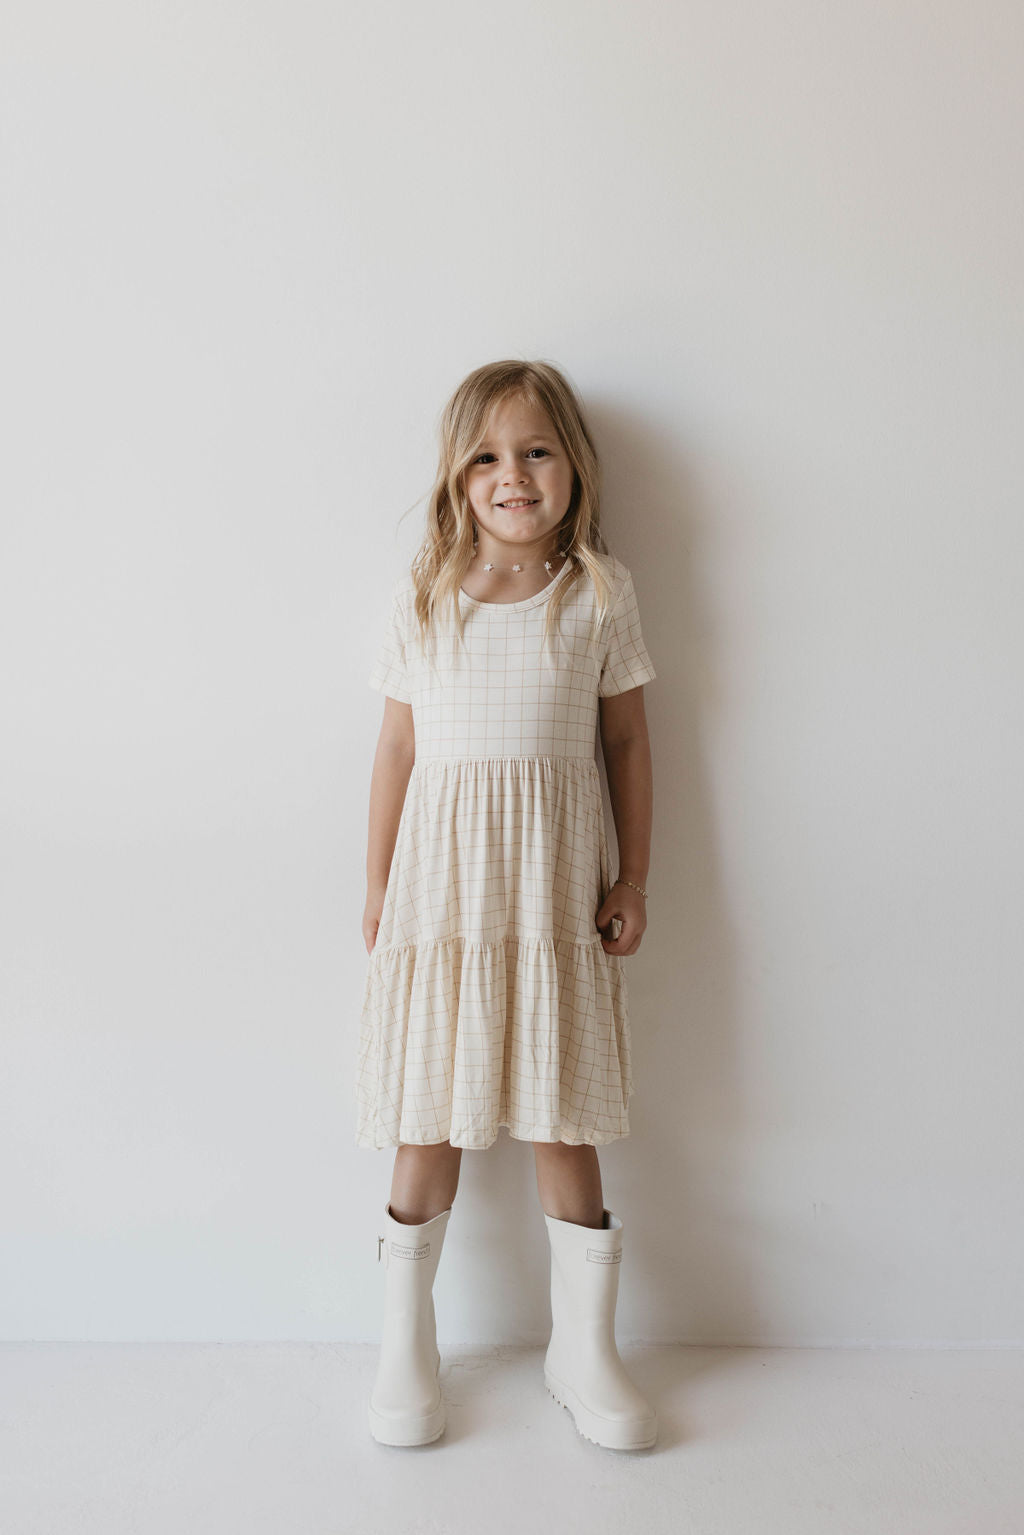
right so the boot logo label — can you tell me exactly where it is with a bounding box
[390,1240,430,1260]
[587,1247,621,1263]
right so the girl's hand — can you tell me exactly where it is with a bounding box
[362,893,386,955]
[596,880,647,955]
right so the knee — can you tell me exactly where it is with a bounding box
[396,1139,463,1166]
[532,1139,594,1157]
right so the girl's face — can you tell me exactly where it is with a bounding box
[463,396,574,556]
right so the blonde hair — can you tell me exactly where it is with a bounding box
[406,359,618,656]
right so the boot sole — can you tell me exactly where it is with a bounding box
[544,1368,657,1451]
[368,1398,445,1446]
[369,1355,445,1446]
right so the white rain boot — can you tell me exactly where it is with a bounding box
[368,1201,452,1446]
[543,1207,658,1450]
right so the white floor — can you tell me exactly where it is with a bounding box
[2,1343,1022,1534]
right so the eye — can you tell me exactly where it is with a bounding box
[472,448,551,464]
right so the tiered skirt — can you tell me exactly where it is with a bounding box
[355,755,634,1150]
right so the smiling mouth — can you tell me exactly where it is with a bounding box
[498,499,538,509]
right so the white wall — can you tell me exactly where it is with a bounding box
[2,0,1022,1345]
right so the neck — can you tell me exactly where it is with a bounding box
[472,538,563,569]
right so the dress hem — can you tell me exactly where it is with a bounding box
[355,1086,636,1152]
[355,1123,632,1152]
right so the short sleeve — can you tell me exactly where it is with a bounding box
[598,568,657,697]
[368,583,413,704]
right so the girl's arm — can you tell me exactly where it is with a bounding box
[363,697,416,953]
[596,686,653,955]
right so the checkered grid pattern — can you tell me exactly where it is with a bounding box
[366,557,657,755]
[356,555,656,1150]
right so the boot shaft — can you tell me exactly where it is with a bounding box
[369,1201,451,1446]
[380,1202,451,1258]
[545,1207,623,1332]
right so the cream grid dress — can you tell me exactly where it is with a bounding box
[356,552,656,1151]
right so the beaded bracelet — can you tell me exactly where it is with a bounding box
[615,877,648,900]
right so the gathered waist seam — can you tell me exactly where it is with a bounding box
[414,754,597,764]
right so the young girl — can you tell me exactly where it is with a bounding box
[357,359,658,1452]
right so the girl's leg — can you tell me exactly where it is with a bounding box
[390,1140,463,1223]
[532,1141,604,1227]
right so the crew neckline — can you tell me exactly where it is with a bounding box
[459,556,572,612]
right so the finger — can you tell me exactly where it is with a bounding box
[596,904,626,930]
[601,916,636,952]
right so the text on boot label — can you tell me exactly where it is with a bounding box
[390,1240,431,1260]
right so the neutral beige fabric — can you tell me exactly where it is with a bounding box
[356,553,656,1150]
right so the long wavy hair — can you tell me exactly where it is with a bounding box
[406,359,619,658]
